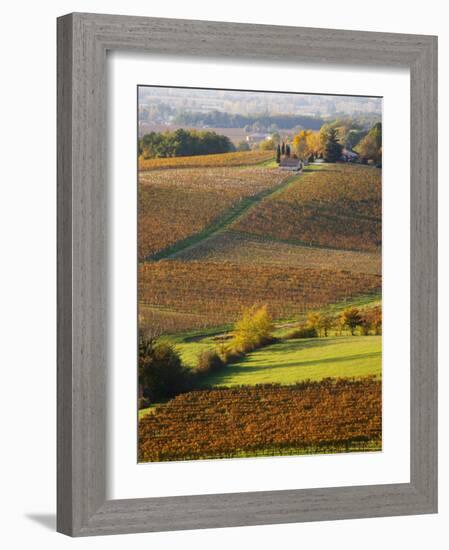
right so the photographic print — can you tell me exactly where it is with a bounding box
[137,86,382,463]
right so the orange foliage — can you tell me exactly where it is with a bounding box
[138,377,382,461]
[138,150,274,171]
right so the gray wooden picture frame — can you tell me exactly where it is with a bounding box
[57,12,438,537]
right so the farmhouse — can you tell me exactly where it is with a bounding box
[279,157,303,171]
[341,148,359,162]
[246,132,272,143]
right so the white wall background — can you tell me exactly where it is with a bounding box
[0,1,445,548]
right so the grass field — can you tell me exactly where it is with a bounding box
[164,294,381,367]
[200,336,381,387]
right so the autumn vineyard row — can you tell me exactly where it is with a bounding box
[138,150,274,171]
[138,165,290,259]
[138,260,381,333]
[232,164,382,252]
[138,377,382,462]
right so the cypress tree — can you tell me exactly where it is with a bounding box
[276,144,281,164]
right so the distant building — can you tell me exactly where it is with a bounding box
[279,157,303,171]
[341,148,359,162]
[246,133,272,143]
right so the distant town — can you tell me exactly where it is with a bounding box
[138,86,382,167]
[138,86,382,148]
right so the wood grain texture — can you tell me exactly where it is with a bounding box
[57,12,438,536]
[57,13,74,536]
[409,36,438,509]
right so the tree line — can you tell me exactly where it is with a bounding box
[290,121,382,164]
[173,110,324,131]
[139,128,234,159]
[139,121,381,163]
[250,120,381,165]
[289,305,382,338]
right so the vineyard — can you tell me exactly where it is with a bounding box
[173,230,381,275]
[139,260,381,333]
[136,87,383,465]
[232,163,381,252]
[139,304,209,336]
[138,166,290,259]
[138,150,274,171]
[138,377,382,461]
[137,159,383,462]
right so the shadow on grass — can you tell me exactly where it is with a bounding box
[249,336,358,355]
[201,337,381,385]
[233,351,380,371]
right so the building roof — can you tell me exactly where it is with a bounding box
[246,133,271,140]
[279,157,301,167]
[342,148,358,157]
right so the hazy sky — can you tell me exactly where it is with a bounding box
[138,86,382,118]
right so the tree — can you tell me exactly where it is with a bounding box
[285,143,291,157]
[259,138,276,151]
[305,131,323,160]
[335,315,346,337]
[293,130,323,160]
[281,142,285,155]
[231,305,274,353]
[355,133,377,163]
[138,334,191,402]
[138,334,154,398]
[320,125,343,162]
[276,144,281,164]
[345,128,368,150]
[196,350,224,374]
[321,315,334,337]
[307,312,323,337]
[371,305,382,335]
[330,119,365,149]
[236,140,251,152]
[359,313,372,336]
[364,305,382,335]
[355,122,382,165]
[252,305,274,342]
[341,307,362,336]
[306,312,333,337]
[293,130,312,160]
[358,305,382,336]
